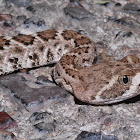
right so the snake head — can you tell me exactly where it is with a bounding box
[71,55,140,104]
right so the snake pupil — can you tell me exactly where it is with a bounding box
[123,75,129,84]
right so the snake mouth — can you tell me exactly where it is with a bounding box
[92,87,140,105]
[89,84,140,105]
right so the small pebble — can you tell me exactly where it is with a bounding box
[75,131,118,140]
[29,111,53,124]
[16,15,27,22]
[0,112,17,130]
[5,0,30,7]
[64,0,94,19]
[34,122,55,133]
[123,3,140,13]
[115,3,121,7]
[23,17,46,28]
[0,130,16,140]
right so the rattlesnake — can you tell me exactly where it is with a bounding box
[0,29,140,104]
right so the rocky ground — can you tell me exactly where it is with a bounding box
[0,0,140,140]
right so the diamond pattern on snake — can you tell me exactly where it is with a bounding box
[0,29,139,104]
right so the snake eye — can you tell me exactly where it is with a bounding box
[119,75,131,85]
